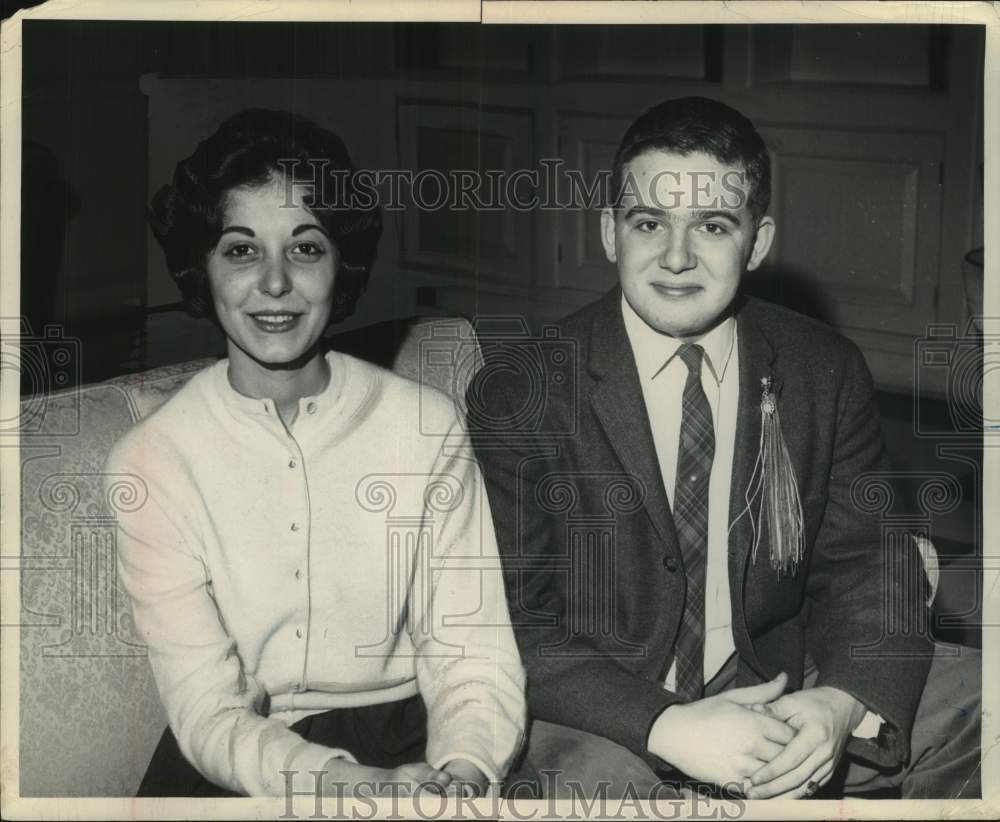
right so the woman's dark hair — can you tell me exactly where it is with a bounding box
[611,96,771,222]
[149,108,382,324]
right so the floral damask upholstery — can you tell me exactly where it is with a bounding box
[18,317,481,797]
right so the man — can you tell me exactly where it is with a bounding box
[468,97,979,800]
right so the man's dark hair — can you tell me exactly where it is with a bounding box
[611,96,771,221]
[148,108,382,324]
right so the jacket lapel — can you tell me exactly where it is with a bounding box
[586,289,680,557]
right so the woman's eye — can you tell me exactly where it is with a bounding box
[291,241,325,258]
[223,243,256,260]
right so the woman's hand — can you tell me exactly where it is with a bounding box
[325,762,452,797]
[443,758,490,796]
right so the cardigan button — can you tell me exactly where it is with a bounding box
[662,556,679,572]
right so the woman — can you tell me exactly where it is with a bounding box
[106,108,526,798]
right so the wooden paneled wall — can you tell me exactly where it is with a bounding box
[136,25,984,396]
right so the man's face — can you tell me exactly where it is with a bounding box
[601,149,774,340]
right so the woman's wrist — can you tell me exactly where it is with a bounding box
[443,758,490,796]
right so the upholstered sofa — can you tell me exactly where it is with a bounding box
[17,316,481,797]
[16,312,948,798]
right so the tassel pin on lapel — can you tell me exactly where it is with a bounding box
[741,376,805,575]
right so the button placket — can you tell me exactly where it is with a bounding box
[285,439,307,535]
[277,438,309,688]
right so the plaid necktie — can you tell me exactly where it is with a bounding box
[672,343,715,701]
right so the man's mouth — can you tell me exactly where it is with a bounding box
[652,284,702,298]
[249,312,302,332]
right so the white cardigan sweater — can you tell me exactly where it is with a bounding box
[105,351,526,796]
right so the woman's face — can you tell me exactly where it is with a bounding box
[205,175,338,384]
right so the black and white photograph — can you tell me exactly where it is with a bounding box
[1,1,996,819]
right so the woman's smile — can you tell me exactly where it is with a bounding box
[248,311,304,333]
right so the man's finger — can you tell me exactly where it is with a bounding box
[748,729,813,786]
[727,672,788,706]
[735,754,767,780]
[752,737,786,762]
[747,750,827,799]
[767,760,835,799]
[757,712,796,745]
[763,695,801,722]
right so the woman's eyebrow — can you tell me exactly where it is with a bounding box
[219,225,254,237]
[292,223,330,238]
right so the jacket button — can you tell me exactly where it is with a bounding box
[662,556,678,572]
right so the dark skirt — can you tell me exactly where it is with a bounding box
[139,694,430,797]
[139,695,540,798]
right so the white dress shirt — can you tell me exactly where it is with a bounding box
[621,295,883,737]
[621,294,739,690]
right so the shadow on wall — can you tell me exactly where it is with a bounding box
[19,140,80,392]
[743,264,837,327]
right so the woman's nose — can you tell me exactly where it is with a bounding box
[658,227,696,274]
[259,257,292,297]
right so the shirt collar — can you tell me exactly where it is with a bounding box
[621,292,736,385]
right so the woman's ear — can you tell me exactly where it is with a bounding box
[746,216,775,272]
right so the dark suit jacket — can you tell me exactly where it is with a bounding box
[468,287,932,772]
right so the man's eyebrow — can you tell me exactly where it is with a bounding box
[292,223,330,238]
[691,209,743,226]
[622,206,666,221]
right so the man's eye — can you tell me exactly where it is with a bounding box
[635,220,661,233]
[701,223,728,236]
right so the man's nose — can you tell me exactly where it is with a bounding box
[259,256,292,297]
[658,227,696,274]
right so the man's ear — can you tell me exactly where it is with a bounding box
[746,216,775,272]
[600,207,618,264]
